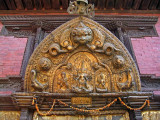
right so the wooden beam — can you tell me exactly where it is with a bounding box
[43,0,52,10]
[13,92,153,98]
[158,1,160,10]
[91,0,98,8]
[132,0,142,10]
[4,0,16,10]
[106,0,115,9]
[20,36,35,78]
[0,0,8,10]
[88,0,96,4]
[124,0,133,10]
[97,0,105,9]
[34,27,44,49]
[51,0,60,9]
[23,0,33,10]
[14,0,24,10]
[115,0,123,9]
[10,0,17,10]
[140,0,151,10]
[149,0,159,10]
[88,0,98,8]
[61,0,68,9]
[0,10,159,15]
[34,0,43,10]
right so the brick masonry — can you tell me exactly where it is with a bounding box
[131,16,160,77]
[0,15,160,77]
[0,22,27,77]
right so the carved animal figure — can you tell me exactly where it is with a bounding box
[30,70,48,92]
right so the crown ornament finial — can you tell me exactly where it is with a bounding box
[67,0,95,18]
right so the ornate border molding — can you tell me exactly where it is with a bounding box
[0,15,158,37]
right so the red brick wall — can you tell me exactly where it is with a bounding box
[0,22,27,77]
[131,17,160,77]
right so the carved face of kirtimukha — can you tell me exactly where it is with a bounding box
[71,22,93,44]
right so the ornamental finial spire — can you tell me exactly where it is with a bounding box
[67,0,95,18]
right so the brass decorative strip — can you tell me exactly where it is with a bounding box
[71,97,92,105]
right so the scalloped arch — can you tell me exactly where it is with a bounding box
[25,17,141,93]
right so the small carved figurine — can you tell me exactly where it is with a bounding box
[67,63,72,70]
[92,62,100,70]
[39,57,52,71]
[57,72,69,91]
[30,70,48,92]
[117,69,134,91]
[96,73,108,93]
[72,73,93,93]
[113,55,125,69]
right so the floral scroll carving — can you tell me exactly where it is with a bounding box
[25,17,141,93]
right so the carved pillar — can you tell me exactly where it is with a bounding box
[21,27,45,79]
[20,108,34,120]
[128,110,136,120]
[134,110,142,120]
[20,108,30,120]
[123,33,137,63]
[117,27,124,43]
[34,27,45,49]
[20,36,36,79]
[115,22,137,63]
[116,26,137,64]
[115,26,140,75]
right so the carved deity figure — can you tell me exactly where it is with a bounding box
[57,72,69,91]
[96,73,108,92]
[72,61,93,93]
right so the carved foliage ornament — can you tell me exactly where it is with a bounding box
[25,17,141,93]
